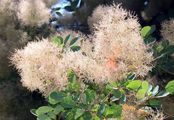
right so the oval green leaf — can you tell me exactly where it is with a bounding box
[165,80,174,94]
[126,80,142,90]
[36,106,53,115]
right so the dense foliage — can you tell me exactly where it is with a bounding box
[31,70,174,120]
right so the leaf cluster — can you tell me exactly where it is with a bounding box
[31,71,174,120]
[52,34,81,52]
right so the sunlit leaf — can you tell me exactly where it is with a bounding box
[141,25,156,38]
[136,89,147,100]
[52,36,63,46]
[104,105,122,118]
[165,80,174,94]
[126,80,142,90]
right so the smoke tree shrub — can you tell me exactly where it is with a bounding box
[9,2,174,120]
[11,4,154,95]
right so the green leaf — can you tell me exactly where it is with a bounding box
[104,105,122,118]
[155,43,165,53]
[70,37,79,46]
[75,109,85,119]
[68,82,80,92]
[61,96,75,109]
[47,112,57,119]
[64,34,71,45]
[70,46,81,52]
[97,104,106,117]
[92,104,99,112]
[80,112,92,120]
[119,94,126,104]
[85,89,96,103]
[144,36,156,44]
[66,109,76,120]
[136,89,147,100]
[111,89,122,101]
[30,109,37,116]
[93,115,100,120]
[48,91,65,105]
[67,69,76,83]
[140,81,149,95]
[36,106,53,115]
[52,36,63,46]
[141,81,149,90]
[165,80,174,94]
[126,80,142,90]
[135,81,149,100]
[53,105,64,115]
[148,99,161,108]
[37,114,51,120]
[104,82,118,94]
[141,25,156,38]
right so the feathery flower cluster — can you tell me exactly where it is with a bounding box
[11,4,153,95]
[11,38,102,95]
[161,19,174,45]
[87,5,111,32]
[11,39,64,95]
[0,0,17,12]
[17,0,50,26]
[90,4,153,82]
